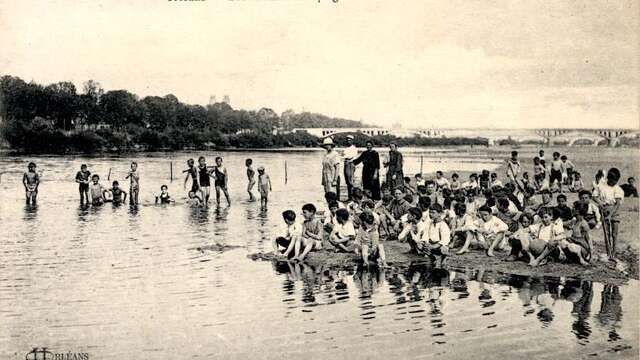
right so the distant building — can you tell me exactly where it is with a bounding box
[223,95,230,105]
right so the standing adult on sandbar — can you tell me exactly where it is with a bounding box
[342,135,358,200]
[385,142,404,190]
[353,140,381,200]
[321,137,340,194]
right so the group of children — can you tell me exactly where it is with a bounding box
[182,156,273,209]
[74,162,142,206]
[22,155,280,210]
[272,150,635,270]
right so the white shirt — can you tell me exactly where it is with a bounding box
[506,161,521,179]
[462,180,479,190]
[480,216,509,236]
[343,145,358,160]
[435,177,450,189]
[281,222,302,238]
[420,220,452,247]
[333,221,356,239]
[597,184,624,206]
[530,222,565,243]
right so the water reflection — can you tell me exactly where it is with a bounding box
[269,260,632,356]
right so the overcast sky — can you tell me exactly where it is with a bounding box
[1,0,638,129]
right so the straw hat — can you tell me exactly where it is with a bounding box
[321,137,335,147]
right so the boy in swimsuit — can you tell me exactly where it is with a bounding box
[75,164,91,205]
[246,158,256,202]
[125,161,140,205]
[187,191,203,206]
[155,184,174,204]
[213,156,231,206]
[183,158,199,195]
[197,156,214,206]
[23,162,40,205]
[257,166,272,211]
[89,174,107,206]
[107,180,127,205]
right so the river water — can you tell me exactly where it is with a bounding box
[0,150,637,359]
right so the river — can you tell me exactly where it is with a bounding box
[0,149,637,359]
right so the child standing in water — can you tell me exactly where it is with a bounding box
[75,164,91,205]
[107,180,127,206]
[22,162,40,205]
[89,174,107,206]
[257,166,272,211]
[125,161,140,205]
[197,156,213,206]
[246,158,256,202]
[155,185,175,204]
[183,158,199,195]
[213,156,231,206]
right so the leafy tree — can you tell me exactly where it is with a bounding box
[100,90,143,129]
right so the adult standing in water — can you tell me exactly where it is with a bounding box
[342,135,358,200]
[353,140,381,200]
[385,142,403,190]
[321,137,340,194]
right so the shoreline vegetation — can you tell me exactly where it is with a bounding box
[0,75,491,154]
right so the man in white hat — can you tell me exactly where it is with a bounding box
[343,135,358,200]
[321,137,340,194]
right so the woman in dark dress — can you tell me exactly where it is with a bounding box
[353,141,381,200]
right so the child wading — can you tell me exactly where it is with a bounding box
[257,166,272,211]
[155,185,175,204]
[23,162,40,205]
[75,164,91,205]
[125,161,140,206]
[107,181,127,205]
[89,174,107,206]
[213,157,231,206]
[246,158,256,202]
[197,156,214,206]
[183,158,199,196]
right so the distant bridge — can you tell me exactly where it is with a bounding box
[289,127,637,146]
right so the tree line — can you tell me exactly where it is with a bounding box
[0,75,487,153]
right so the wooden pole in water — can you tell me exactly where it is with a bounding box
[285,160,288,184]
[170,161,173,182]
[107,168,111,180]
[420,156,424,175]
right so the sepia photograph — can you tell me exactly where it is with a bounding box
[0,1,638,359]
